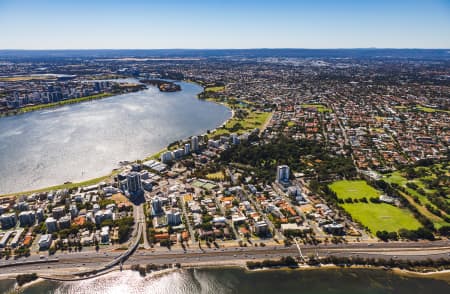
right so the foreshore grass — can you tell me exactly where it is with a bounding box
[211,110,270,137]
[0,93,115,117]
[18,93,113,113]
[0,75,56,82]
[204,86,225,92]
[0,172,118,198]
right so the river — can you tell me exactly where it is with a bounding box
[0,82,231,194]
[0,268,449,293]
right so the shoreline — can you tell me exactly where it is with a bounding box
[3,261,450,290]
[0,81,238,197]
[180,260,450,281]
[0,92,116,118]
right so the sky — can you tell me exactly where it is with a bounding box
[0,0,449,49]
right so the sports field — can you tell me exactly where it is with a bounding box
[341,203,421,233]
[329,180,421,233]
[329,180,380,199]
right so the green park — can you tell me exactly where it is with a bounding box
[329,180,421,233]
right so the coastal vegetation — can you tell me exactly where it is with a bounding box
[246,256,298,269]
[15,273,38,286]
[319,256,450,272]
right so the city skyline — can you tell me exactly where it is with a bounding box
[0,0,449,49]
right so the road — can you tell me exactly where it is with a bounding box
[134,203,151,249]
[2,240,449,278]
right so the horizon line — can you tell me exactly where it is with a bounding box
[0,47,449,51]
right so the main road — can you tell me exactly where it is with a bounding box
[2,240,449,279]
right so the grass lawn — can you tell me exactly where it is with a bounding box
[206,171,225,181]
[211,111,270,137]
[415,105,450,114]
[205,86,225,92]
[341,203,421,233]
[329,180,381,200]
[301,104,332,113]
[111,193,132,206]
[145,148,167,160]
[0,75,56,82]
[287,121,296,127]
[0,172,117,198]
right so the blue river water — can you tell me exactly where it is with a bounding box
[0,82,231,194]
[0,268,449,293]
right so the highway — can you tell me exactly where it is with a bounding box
[1,240,449,279]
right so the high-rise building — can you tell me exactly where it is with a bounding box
[184,143,191,155]
[276,165,290,184]
[191,136,199,152]
[58,215,71,229]
[167,209,182,226]
[18,211,36,227]
[151,197,163,215]
[160,151,173,163]
[127,172,142,193]
[173,149,185,160]
[45,217,58,233]
[0,213,17,230]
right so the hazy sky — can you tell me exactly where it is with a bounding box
[0,0,449,49]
